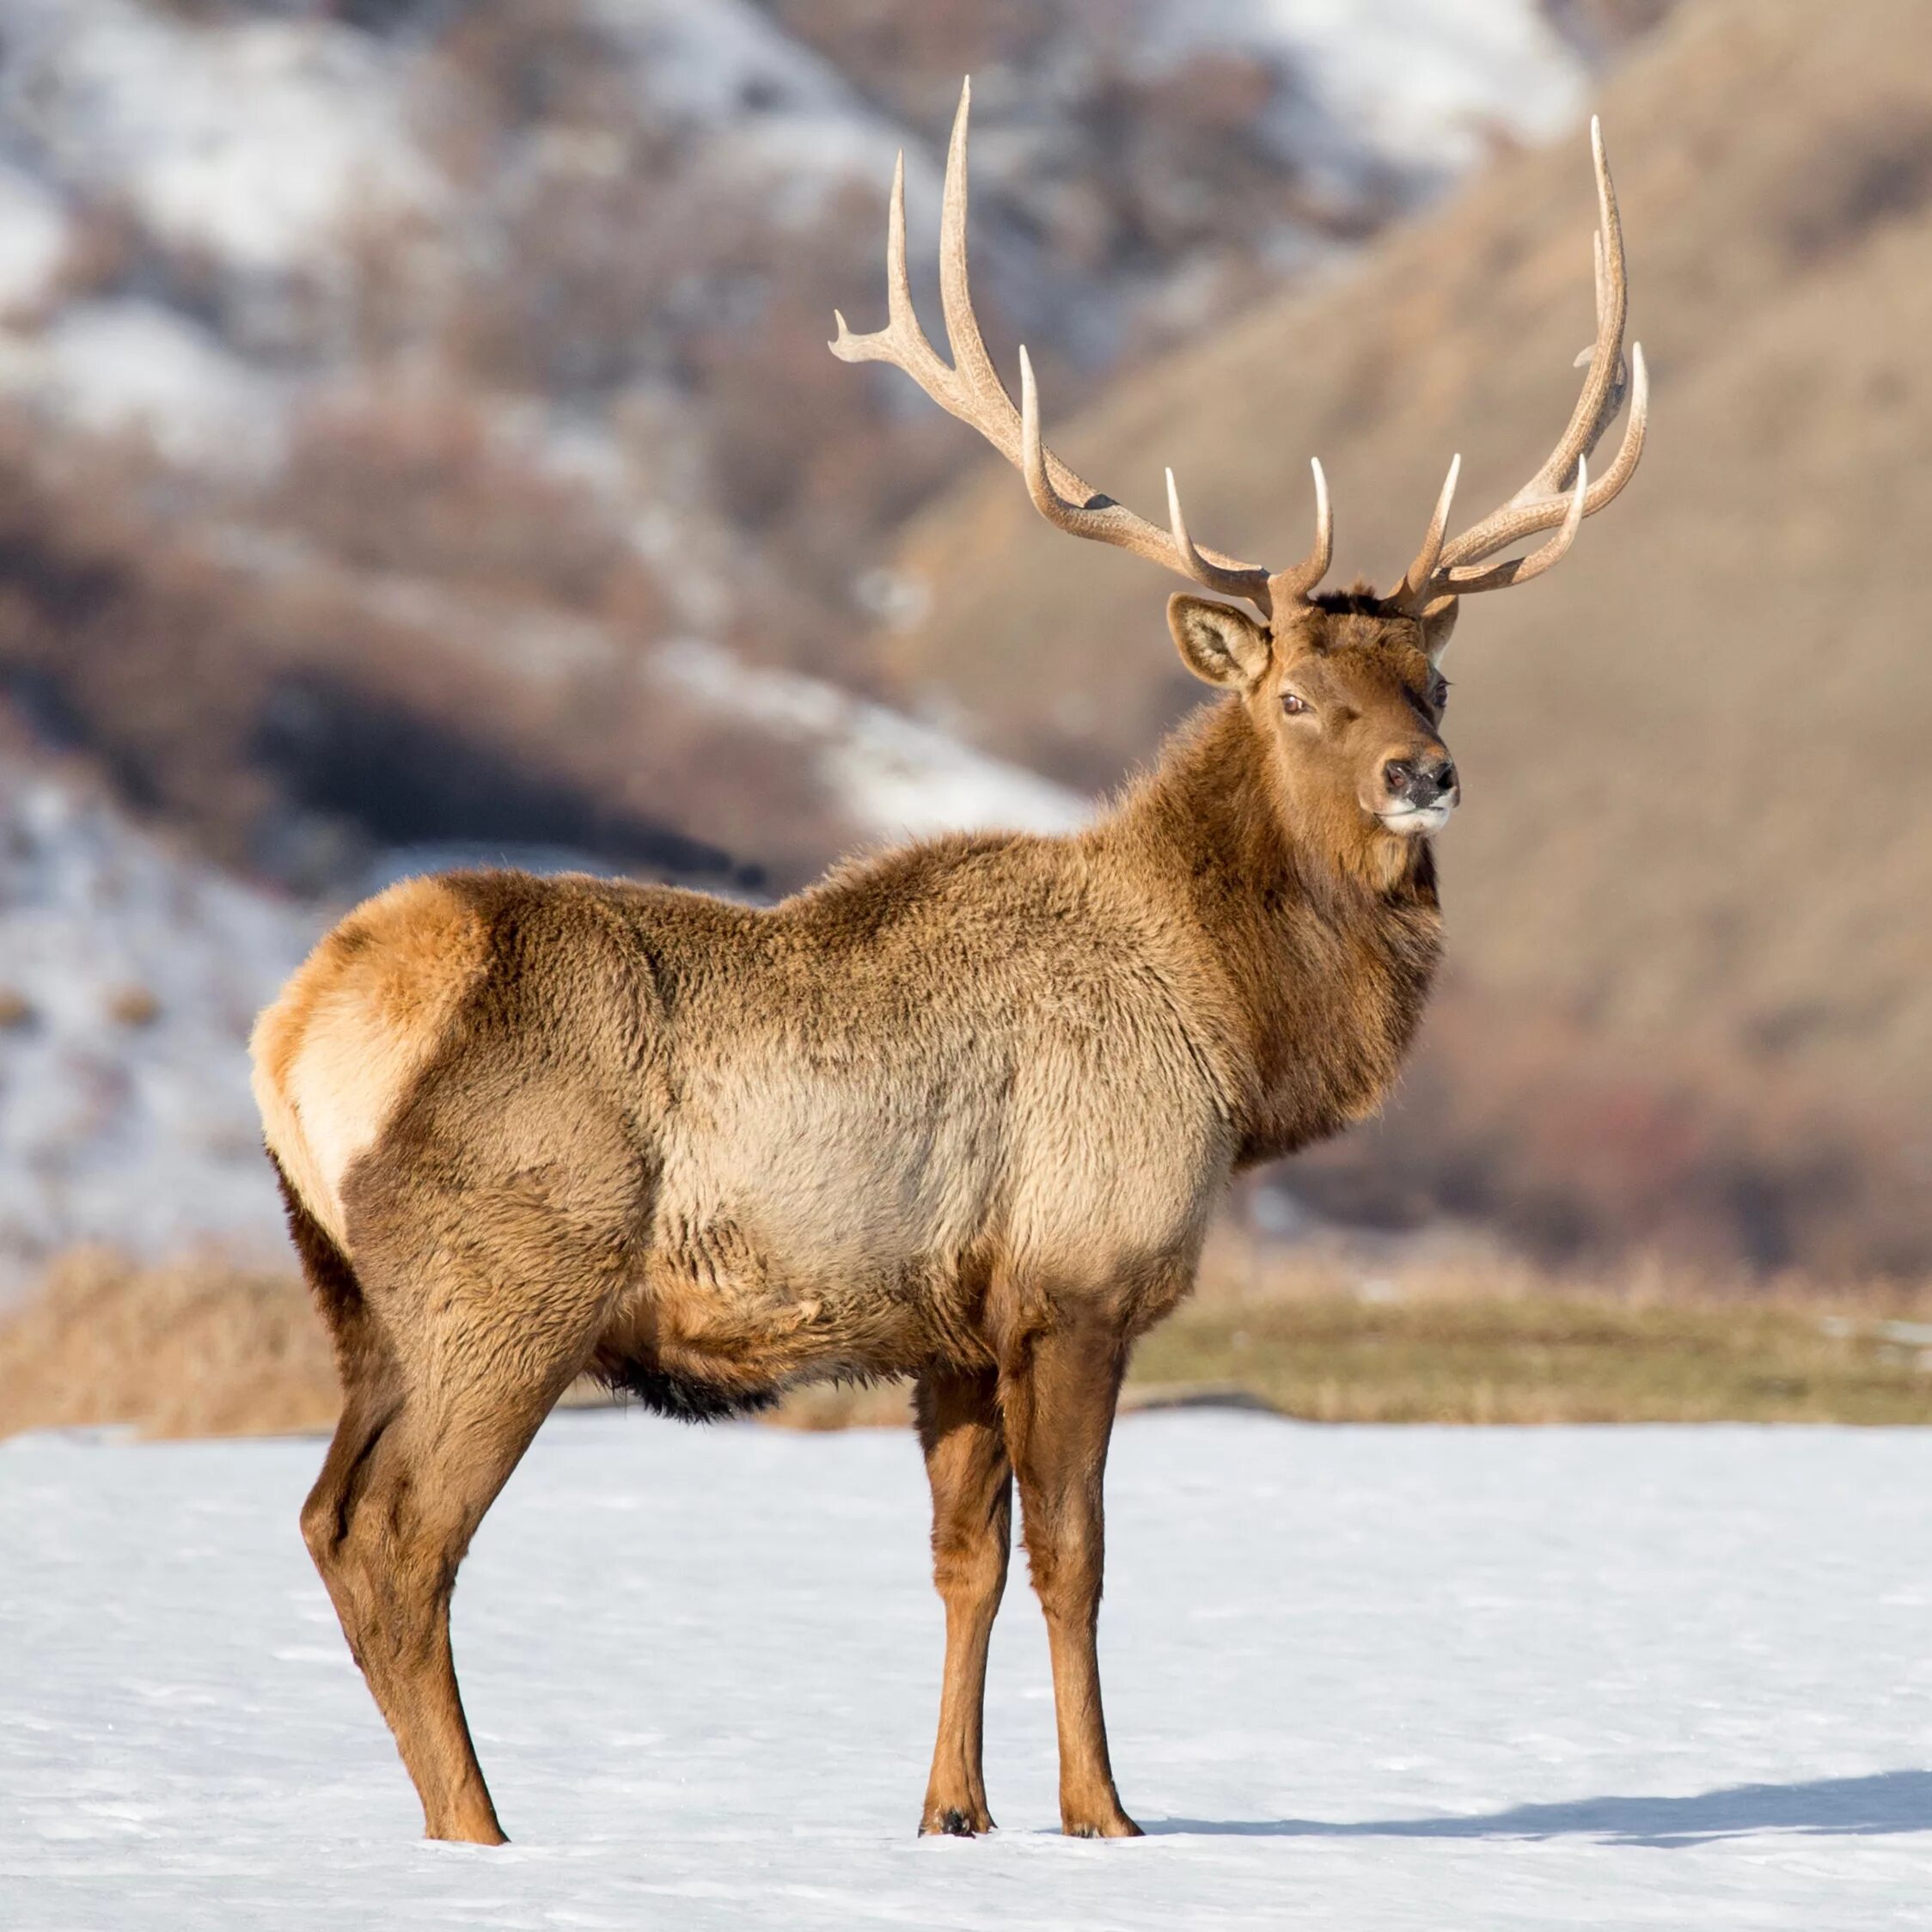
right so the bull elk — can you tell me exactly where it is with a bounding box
[252,80,1646,1844]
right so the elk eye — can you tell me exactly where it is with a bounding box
[1281,690,1310,715]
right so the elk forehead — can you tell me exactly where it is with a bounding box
[1278,608,1437,706]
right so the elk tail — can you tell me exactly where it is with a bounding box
[268,1149,369,1369]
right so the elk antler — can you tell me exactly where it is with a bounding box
[1396,116,1649,614]
[832,78,1331,621]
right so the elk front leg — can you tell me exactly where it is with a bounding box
[914,1366,1012,1836]
[1002,1319,1141,1838]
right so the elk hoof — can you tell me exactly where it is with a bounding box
[425,1821,509,1848]
[1063,1812,1144,1839]
[920,1803,994,1837]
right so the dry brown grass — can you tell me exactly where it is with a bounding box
[0,1247,339,1441]
[1134,1293,1932,1425]
[1143,1232,1932,1424]
[4,1238,1928,1442]
[0,1247,917,1441]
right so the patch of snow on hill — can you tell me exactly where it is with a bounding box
[0,755,312,1291]
[657,637,1091,838]
[596,0,910,207]
[0,160,66,313]
[0,299,290,468]
[0,0,440,276]
[1136,0,1585,185]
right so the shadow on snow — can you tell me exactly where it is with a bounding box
[1144,1770,1932,1848]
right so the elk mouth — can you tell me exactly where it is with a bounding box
[1377,799,1457,836]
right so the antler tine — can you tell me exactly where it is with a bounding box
[935,78,1007,416]
[829,83,1097,494]
[1579,229,1629,413]
[1518,117,1625,501]
[1267,458,1333,606]
[1435,118,1635,570]
[1164,464,1278,609]
[1015,343,1096,531]
[1017,350,1271,599]
[1396,454,1462,606]
[834,77,1310,618]
[831,145,999,449]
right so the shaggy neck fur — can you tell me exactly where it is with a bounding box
[1103,694,1444,1164]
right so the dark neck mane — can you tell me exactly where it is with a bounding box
[1103,697,1444,1164]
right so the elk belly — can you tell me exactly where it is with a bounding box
[627,1063,1003,1381]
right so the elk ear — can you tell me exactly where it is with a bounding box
[1168,595,1270,688]
[1420,597,1459,663]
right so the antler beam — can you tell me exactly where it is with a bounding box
[1397,116,1648,613]
[832,78,1330,621]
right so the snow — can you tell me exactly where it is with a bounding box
[3,1411,1929,1929]
[594,0,911,208]
[0,0,440,276]
[572,0,954,270]
[656,637,1091,838]
[600,0,869,125]
[0,299,290,468]
[0,756,310,1288]
[0,160,67,313]
[1134,0,1586,184]
[588,0,1588,223]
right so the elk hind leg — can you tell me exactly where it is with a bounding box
[303,1229,618,1843]
[282,1165,414,1782]
[915,1366,1012,1837]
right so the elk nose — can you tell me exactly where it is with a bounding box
[1381,755,1458,802]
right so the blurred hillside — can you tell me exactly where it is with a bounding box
[0,0,1605,893]
[0,0,1635,1280]
[0,731,311,1269]
[878,0,1932,1271]
[18,0,1926,1283]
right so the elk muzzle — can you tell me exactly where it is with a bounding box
[1375,751,1459,835]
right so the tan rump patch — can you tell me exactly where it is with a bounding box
[249,877,490,1251]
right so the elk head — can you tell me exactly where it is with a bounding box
[833,80,1647,867]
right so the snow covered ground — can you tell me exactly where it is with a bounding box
[4,1411,1929,1929]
